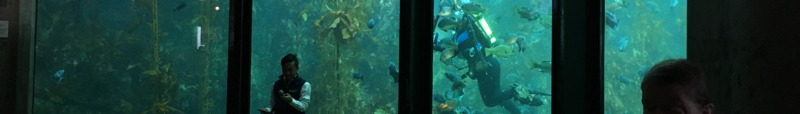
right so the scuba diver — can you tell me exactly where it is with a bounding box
[433,1,550,114]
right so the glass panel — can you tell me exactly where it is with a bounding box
[603,0,686,113]
[250,0,400,113]
[32,0,229,113]
[433,0,553,113]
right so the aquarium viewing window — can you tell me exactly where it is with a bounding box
[31,0,231,113]
[431,0,554,113]
[603,0,687,113]
[249,0,401,113]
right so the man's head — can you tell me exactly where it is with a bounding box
[281,54,299,80]
[641,59,714,114]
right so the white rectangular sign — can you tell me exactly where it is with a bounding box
[0,20,8,38]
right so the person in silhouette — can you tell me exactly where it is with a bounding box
[641,59,714,114]
[259,54,311,114]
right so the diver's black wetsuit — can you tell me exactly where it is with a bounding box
[472,57,521,113]
[450,16,522,114]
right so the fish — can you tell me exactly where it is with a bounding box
[607,3,623,12]
[51,69,65,84]
[461,3,488,15]
[638,65,652,77]
[537,15,553,28]
[450,81,467,91]
[489,15,502,25]
[368,19,376,29]
[617,76,633,85]
[506,37,519,45]
[445,72,467,91]
[454,106,470,114]
[645,1,661,13]
[434,93,447,103]
[388,62,400,83]
[440,48,457,62]
[605,11,620,29]
[445,89,464,100]
[173,2,187,12]
[502,33,519,39]
[434,33,447,52]
[670,0,679,8]
[352,72,364,81]
[515,36,527,52]
[617,37,628,52]
[438,0,456,16]
[441,38,459,49]
[669,0,679,16]
[444,72,463,82]
[484,45,515,58]
[615,0,630,8]
[472,110,486,114]
[529,60,552,73]
[437,17,460,31]
[514,6,540,21]
[439,6,455,17]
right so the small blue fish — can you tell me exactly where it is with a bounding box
[638,65,652,77]
[173,2,187,12]
[352,72,364,81]
[52,70,65,84]
[605,11,619,29]
[388,62,400,83]
[389,62,397,71]
[368,19,376,29]
[617,76,633,85]
[516,36,526,52]
[670,0,679,8]
[669,0,679,15]
[645,1,661,13]
[444,72,462,82]
[433,93,446,103]
[617,37,628,52]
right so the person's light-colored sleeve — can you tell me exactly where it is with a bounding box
[264,82,275,112]
[289,82,311,112]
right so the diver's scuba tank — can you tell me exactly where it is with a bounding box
[452,14,496,75]
[455,15,493,60]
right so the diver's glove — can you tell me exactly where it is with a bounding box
[510,84,546,106]
[507,83,522,96]
[510,83,521,89]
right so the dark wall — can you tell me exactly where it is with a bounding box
[1,0,33,113]
[0,0,20,113]
[689,0,800,113]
